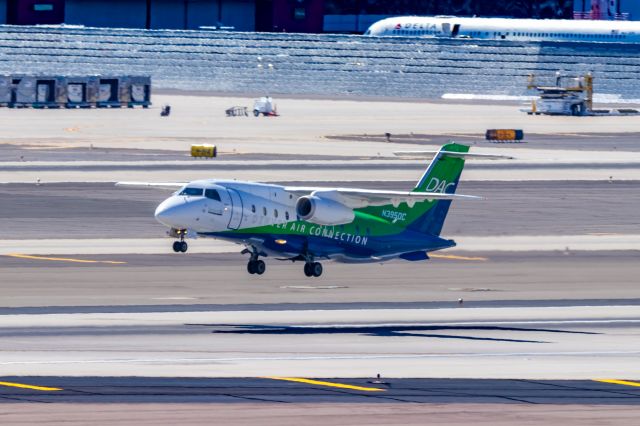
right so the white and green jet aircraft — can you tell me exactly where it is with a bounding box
[119,142,487,277]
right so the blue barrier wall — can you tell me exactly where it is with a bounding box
[64,0,253,30]
[66,0,147,28]
[221,0,254,31]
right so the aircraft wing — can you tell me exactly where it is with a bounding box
[115,181,187,189]
[284,187,481,208]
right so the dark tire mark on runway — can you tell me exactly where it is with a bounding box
[513,379,640,400]
[0,297,638,315]
[0,394,51,403]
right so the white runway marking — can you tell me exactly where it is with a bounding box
[1,234,639,255]
[2,351,640,366]
[1,306,639,330]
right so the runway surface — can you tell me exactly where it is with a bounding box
[3,156,640,183]
[0,303,638,379]
[0,251,638,308]
[1,180,639,239]
[1,95,639,421]
[3,133,640,165]
[0,251,638,381]
[3,95,640,150]
[1,376,639,404]
[1,403,639,426]
[3,95,640,184]
[327,132,640,152]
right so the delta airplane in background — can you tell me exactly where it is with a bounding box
[119,143,489,277]
[365,16,640,43]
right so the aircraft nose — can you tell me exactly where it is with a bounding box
[154,196,192,228]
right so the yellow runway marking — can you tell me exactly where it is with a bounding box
[266,377,385,392]
[5,254,126,265]
[430,254,488,261]
[0,381,62,391]
[595,379,640,388]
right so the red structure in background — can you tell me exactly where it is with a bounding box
[267,0,324,33]
[7,0,65,25]
[574,0,629,20]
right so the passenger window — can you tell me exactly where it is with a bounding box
[285,211,290,220]
[179,187,203,196]
[251,205,256,213]
[274,209,278,218]
[205,189,221,201]
[263,207,267,216]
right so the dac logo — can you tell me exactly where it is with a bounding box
[395,23,402,29]
[425,177,456,193]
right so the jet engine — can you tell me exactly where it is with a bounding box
[295,196,354,225]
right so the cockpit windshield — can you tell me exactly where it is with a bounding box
[179,187,204,196]
[205,189,221,201]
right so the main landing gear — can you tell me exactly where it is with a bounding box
[241,246,323,277]
[243,246,266,275]
[303,261,323,278]
[247,259,266,275]
[171,229,188,253]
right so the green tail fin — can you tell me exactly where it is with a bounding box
[413,142,469,193]
[406,142,469,235]
[359,142,470,236]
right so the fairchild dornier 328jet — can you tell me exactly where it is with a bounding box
[118,143,487,277]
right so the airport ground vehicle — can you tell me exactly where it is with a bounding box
[253,96,278,116]
[527,74,592,116]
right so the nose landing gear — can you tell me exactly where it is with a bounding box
[304,261,323,278]
[171,229,188,253]
[172,240,188,253]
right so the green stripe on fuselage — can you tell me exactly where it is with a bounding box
[221,142,469,242]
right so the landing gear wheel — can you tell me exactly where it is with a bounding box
[311,262,323,277]
[304,262,322,277]
[254,260,266,275]
[179,241,188,252]
[247,260,266,275]
[172,241,181,252]
[303,263,313,277]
